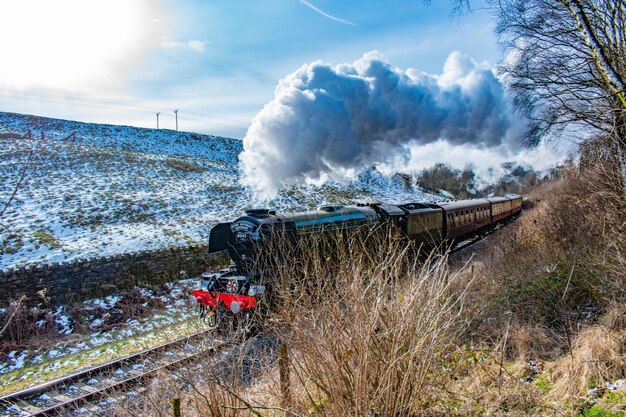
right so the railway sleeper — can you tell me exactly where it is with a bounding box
[73,382,99,394]
[12,399,42,415]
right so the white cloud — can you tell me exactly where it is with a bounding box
[160,39,205,52]
[377,139,569,181]
[186,40,205,52]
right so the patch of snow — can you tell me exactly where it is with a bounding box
[48,349,62,358]
[437,189,455,199]
[7,351,27,370]
[89,318,104,329]
[89,332,114,347]
[6,405,26,416]
[119,328,134,338]
[139,288,153,297]
[54,306,73,335]
[607,379,626,391]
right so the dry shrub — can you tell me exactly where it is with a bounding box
[259,228,472,416]
[0,298,57,351]
[429,343,550,417]
[549,326,626,402]
[466,162,625,352]
[542,163,625,302]
[173,228,472,416]
[600,303,626,331]
[510,325,563,364]
[420,161,625,415]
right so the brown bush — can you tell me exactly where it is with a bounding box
[0,297,58,352]
[549,325,626,403]
[464,162,625,350]
[249,230,471,416]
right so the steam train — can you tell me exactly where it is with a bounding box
[193,195,523,327]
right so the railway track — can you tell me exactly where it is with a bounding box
[0,329,220,416]
[449,215,519,255]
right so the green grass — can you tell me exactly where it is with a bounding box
[533,372,553,393]
[0,232,24,255]
[579,406,625,417]
[210,183,238,193]
[32,229,62,249]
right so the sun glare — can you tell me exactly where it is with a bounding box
[0,0,157,90]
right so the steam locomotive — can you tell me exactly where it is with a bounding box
[193,195,522,327]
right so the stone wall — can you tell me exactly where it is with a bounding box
[0,245,229,306]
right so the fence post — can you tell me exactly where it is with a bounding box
[171,397,181,417]
[279,342,290,406]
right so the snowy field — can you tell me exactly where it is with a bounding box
[0,112,435,270]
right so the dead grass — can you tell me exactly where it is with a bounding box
[461,162,625,348]
[277,250,467,416]
[549,326,626,404]
[0,298,57,352]
[32,229,62,249]
[149,229,475,416]
[441,160,626,415]
[165,158,205,173]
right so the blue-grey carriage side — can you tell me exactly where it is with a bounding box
[288,205,379,234]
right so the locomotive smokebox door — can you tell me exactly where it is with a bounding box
[209,222,232,253]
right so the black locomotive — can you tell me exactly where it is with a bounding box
[193,195,522,325]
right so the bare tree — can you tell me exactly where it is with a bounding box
[441,0,626,187]
[496,0,625,151]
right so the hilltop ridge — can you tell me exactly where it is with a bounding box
[0,112,435,270]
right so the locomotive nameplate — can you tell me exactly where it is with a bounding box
[231,220,257,242]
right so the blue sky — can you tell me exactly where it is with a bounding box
[0,0,500,139]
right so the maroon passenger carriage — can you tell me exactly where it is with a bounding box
[439,199,492,240]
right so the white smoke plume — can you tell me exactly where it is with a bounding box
[240,51,527,198]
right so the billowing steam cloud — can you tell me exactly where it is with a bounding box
[240,51,525,198]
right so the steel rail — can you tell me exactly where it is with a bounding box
[0,328,218,416]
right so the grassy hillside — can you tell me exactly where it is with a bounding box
[0,112,435,270]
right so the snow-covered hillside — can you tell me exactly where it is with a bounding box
[0,112,435,270]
